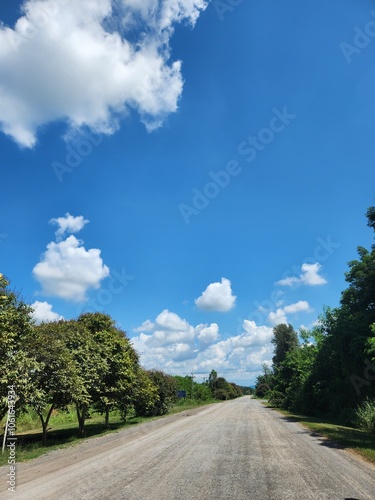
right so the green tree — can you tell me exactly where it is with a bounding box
[77,313,138,426]
[255,363,274,397]
[134,370,177,416]
[271,324,299,369]
[148,370,178,415]
[132,367,159,417]
[0,274,36,421]
[28,323,80,445]
[208,369,218,394]
[302,206,375,416]
[58,319,108,437]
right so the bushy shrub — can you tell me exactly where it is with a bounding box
[354,398,375,433]
[268,390,286,408]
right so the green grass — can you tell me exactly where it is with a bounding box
[263,402,375,464]
[0,400,217,466]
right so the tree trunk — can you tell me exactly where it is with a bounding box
[105,406,110,428]
[76,402,87,438]
[39,403,55,446]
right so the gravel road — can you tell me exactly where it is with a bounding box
[2,397,375,499]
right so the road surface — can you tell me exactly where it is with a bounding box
[2,397,375,499]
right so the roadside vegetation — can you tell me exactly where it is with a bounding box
[254,205,375,462]
[0,398,219,466]
[0,279,249,463]
[262,404,375,464]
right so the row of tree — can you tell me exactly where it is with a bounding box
[173,371,245,401]
[0,275,244,445]
[255,207,375,426]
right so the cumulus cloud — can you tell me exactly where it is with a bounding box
[50,213,89,241]
[134,310,198,351]
[131,314,274,384]
[32,215,109,302]
[0,0,208,147]
[133,319,155,333]
[268,300,312,326]
[268,308,288,326]
[31,300,63,324]
[195,277,237,312]
[196,323,220,346]
[276,263,327,287]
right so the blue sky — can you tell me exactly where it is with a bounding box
[1,0,374,385]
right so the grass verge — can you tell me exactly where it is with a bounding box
[263,402,375,465]
[0,400,217,466]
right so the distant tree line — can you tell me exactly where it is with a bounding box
[0,276,245,445]
[255,206,375,432]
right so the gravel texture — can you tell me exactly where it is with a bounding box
[2,396,375,499]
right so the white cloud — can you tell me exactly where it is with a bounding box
[276,263,327,287]
[283,300,311,314]
[268,308,288,326]
[196,323,220,346]
[133,310,201,355]
[31,300,63,324]
[155,309,191,331]
[131,314,274,385]
[195,277,237,312]
[133,319,155,332]
[33,216,109,302]
[50,213,89,241]
[268,300,313,326]
[0,0,208,147]
[240,320,274,346]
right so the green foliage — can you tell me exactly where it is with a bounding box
[354,398,375,433]
[173,375,212,401]
[208,369,217,393]
[272,324,299,368]
[131,368,159,418]
[77,313,138,426]
[267,206,375,419]
[134,370,177,417]
[277,343,318,411]
[28,322,81,444]
[0,274,36,420]
[268,390,286,408]
[255,363,274,397]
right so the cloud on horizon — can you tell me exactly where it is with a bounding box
[131,312,273,383]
